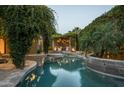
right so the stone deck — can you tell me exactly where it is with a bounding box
[0,60,37,87]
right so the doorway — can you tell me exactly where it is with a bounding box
[0,39,5,54]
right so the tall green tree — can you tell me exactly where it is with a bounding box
[0,18,6,38]
[79,5,124,58]
[0,5,56,68]
[38,6,56,53]
[72,27,81,51]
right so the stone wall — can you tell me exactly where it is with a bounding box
[25,54,46,66]
[87,56,124,78]
[2,54,46,66]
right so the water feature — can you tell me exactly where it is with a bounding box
[17,53,124,87]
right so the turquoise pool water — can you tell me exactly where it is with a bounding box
[17,54,124,87]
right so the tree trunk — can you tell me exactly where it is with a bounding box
[100,49,104,58]
[76,34,79,51]
[42,35,49,54]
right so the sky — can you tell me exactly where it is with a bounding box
[48,5,114,34]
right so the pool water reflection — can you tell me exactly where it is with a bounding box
[17,55,124,87]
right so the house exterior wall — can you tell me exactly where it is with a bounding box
[28,40,38,54]
[0,38,39,54]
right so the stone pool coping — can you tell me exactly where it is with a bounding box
[87,56,124,79]
[0,60,37,87]
[87,67,124,80]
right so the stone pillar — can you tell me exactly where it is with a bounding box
[69,37,71,51]
[52,39,55,51]
[40,39,43,53]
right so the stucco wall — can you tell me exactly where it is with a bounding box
[3,39,38,54]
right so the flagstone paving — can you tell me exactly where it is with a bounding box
[0,61,37,87]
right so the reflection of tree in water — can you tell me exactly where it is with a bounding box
[60,58,83,71]
[18,61,57,87]
[18,68,40,87]
[47,56,84,72]
[18,56,85,87]
[37,61,57,87]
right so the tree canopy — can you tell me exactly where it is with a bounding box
[79,6,124,58]
[0,5,56,68]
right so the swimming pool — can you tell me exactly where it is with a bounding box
[17,54,124,87]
